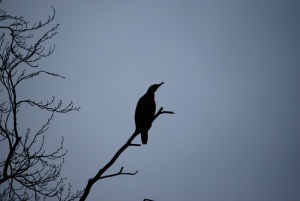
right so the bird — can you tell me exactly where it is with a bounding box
[135,82,164,144]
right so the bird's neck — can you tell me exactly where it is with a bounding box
[146,92,155,98]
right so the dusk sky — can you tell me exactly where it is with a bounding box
[1,1,300,200]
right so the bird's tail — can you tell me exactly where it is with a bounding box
[141,131,148,145]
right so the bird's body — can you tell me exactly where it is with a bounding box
[135,82,164,144]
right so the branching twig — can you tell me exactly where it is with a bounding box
[0,6,81,201]
[100,167,138,179]
[17,98,80,113]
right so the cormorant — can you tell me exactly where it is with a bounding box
[135,82,164,144]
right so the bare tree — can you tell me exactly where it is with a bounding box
[0,7,82,201]
[0,5,174,201]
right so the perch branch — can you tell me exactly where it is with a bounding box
[79,107,174,201]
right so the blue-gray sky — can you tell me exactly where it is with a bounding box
[1,1,300,200]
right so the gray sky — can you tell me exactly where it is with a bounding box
[1,0,300,200]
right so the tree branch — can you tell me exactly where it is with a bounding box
[15,70,65,86]
[0,6,81,200]
[17,98,80,113]
[0,136,21,184]
[79,107,174,201]
[100,167,138,179]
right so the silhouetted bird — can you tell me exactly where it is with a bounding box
[135,82,164,144]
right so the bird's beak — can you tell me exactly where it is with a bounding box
[158,82,164,87]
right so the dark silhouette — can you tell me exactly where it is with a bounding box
[135,82,164,144]
[1,4,174,201]
[79,85,174,201]
[0,7,82,200]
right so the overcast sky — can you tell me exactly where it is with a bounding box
[1,0,300,201]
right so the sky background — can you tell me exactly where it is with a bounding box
[1,0,300,200]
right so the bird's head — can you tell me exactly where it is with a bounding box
[147,82,164,93]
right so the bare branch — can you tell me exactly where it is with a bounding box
[0,136,21,184]
[100,167,138,179]
[17,98,80,113]
[129,143,142,146]
[0,6,81,200]
[79,107,174,201]
[15,70,65,86]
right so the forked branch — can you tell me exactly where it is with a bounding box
[100,167,138,179]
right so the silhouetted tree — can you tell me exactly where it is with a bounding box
[0,5,174,201]
[0,6,82,200]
